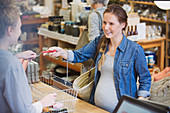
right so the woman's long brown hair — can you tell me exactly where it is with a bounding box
[98,4,128,70]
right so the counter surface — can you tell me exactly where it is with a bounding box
[31,82,109,113]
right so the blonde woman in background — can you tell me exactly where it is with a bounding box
[87,0,109,41]
[81,0,109,74]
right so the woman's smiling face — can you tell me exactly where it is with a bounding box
[102,12,125,39]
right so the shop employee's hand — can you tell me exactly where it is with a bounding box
[44,47,68,59]
[16,50,37,60]
[39,93,57,108]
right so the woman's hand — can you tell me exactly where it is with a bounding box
[138,96,145,99]
[44,47,68,59]
[39,93,57,108]
[15,50,37,60]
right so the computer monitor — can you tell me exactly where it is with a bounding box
[139,99,170,112]
[113,95,169,113]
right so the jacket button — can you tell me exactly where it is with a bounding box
[115,59,117,61]
[126,64,128,66]
[113,69,115,71]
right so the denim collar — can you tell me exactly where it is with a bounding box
[105,33,127,53]
[117,34,127,53]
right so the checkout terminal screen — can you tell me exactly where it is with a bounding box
[116,100,160,113]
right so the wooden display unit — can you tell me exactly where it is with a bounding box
[38,28,165,90]
[21,18,48,46]
[53,0,62,15]
[38,28,81,76]
[129,0,170,67]
[38,28,81,89]
[137,38,165,71]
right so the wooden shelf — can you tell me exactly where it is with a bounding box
[43,55,81,72]
[38,28,79,45]
[140,17,166,24]
[137,38,166,49]
[54,4,62,8]
[130,1,155,5]
[23,38,39,45]
[21,18,48,25]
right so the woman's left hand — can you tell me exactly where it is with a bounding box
[15,50,37,60]
[138,96,145,99]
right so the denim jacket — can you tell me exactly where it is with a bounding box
[67,34,151,104]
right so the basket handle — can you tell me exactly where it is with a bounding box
[152,68,160,75]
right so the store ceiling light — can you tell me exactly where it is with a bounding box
[154,0,170,10]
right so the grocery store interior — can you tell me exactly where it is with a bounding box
[3,0,170,112]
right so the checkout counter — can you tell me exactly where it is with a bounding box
[31,79,109,113]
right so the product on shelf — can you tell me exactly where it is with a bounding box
[130,25,134,35]
[127,26,131,36]
[134,25,138,35]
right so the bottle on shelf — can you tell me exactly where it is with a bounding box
[130,26,134,35]
[60,21,65,34]
[134,25,138,35]
[127,26,131,36]
[48,17,54,31]
[148,55,154,68]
